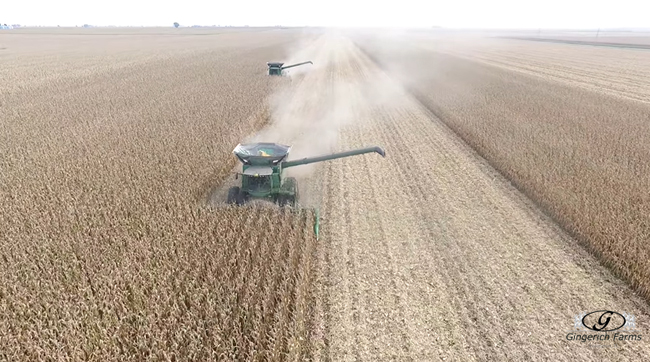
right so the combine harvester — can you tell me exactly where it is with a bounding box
[267,61,313,76]
[227,142,385,239]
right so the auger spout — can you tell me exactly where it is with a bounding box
[282,146,385,168]
[281,61,313,70]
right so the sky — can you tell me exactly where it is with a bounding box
[3,0,649,29]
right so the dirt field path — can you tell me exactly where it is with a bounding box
[292,35,650,361]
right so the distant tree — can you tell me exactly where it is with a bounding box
[173,22,179,28]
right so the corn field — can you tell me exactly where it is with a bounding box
[0,28,318,361]
[3,26,650,362]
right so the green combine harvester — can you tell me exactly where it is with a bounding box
[267,61,313,76]
[227,142,386,239]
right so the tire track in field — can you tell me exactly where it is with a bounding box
[313,35,650,361]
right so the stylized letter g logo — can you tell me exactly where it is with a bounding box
[592,311,613,331]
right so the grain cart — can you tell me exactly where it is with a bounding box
[267,61,313,76]
[227,142,386,238]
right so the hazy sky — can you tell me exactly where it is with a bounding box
[3,0,649,28]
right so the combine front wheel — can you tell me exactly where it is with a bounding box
[227,186,245,205]
[278,177,298,207]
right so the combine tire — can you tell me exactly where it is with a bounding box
[278,177,298,207]
[278,194,296,208]
[227,186,244,205]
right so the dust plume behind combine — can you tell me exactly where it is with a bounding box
[280,31,327,78]
[246,32,403,207]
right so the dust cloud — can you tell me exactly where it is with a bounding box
[248,33,399,172]
[280,32,325,77]
[244,31,406,206]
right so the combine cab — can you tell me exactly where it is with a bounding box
[229,143,295,206]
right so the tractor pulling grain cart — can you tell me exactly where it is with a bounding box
[267,61,313,76]
[227,142,386,238]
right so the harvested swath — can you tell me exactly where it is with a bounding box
[306,35,650,361]
[354,34,650,303]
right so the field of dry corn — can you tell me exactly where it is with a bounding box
[0,28,319,361]
[2,27,650,361]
